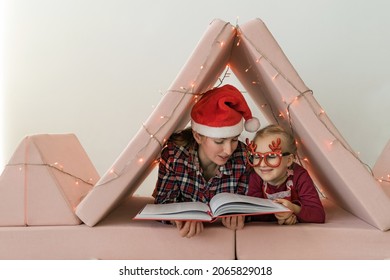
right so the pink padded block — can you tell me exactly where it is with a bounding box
[229,18,390,231]
[0,196,235,260]
[236,199,390,260]
[0,134,99,226]
[76,19,237,226]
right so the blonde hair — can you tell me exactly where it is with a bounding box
[253,124,297,154]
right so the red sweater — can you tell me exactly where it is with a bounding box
[248,163,325,223]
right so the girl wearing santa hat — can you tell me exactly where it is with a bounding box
[152,84,260,238]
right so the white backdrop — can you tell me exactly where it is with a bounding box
[1,0,390,196]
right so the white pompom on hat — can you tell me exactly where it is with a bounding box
[191,84,260,138]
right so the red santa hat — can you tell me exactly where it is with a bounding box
[191,84,260,138]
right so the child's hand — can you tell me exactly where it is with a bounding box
[274,198,300,225]
[221,215,245,230]
[274,198,294,210]
[173,220,204,238]
[275,214,297,225]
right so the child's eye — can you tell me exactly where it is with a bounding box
[266,154,279,159]
[252,154,261,159]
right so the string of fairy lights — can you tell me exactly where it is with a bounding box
[3,22,235,190]
[6,162,95,186]
[4,20,389,192]
[236,23,389,185]
[98,21,235,186]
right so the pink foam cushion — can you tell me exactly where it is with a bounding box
[0,196,235,260]
[2,196,389,259]
[0,134,98,226]
[236,199,390,260]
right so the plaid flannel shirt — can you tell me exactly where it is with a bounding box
[154,140,249,205]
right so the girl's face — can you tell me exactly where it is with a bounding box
[194,132,239,167]
[251,134,293,186]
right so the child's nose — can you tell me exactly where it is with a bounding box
[259,157,267,167]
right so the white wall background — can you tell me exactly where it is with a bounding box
[1,0,390,196]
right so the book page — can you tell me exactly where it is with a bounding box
[209,193,290,217]
[134,201,212,221]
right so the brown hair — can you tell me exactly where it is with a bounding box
[253,124,297,154]
[168,127,195,147]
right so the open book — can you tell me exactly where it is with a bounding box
[133,193,291,222]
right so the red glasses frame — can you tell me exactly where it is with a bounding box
[245,138,291,168]
[246,151,291,168]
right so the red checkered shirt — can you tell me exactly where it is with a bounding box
[154,140,249,205]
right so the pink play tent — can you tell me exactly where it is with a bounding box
[76,19,390,231]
